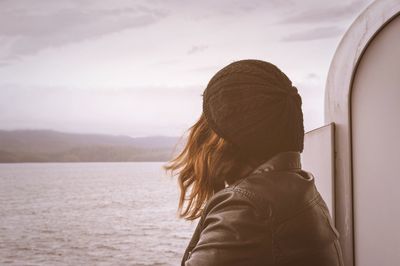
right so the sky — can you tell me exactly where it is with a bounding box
[0,0,373,137]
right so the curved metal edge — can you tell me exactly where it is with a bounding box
[324,1,400,265]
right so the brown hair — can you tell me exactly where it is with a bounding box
[164,113,257,220]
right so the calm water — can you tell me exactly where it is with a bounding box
[0,163,197,266]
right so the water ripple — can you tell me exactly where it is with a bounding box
[0,162,197,266]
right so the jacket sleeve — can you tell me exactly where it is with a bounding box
[184,189,272,266]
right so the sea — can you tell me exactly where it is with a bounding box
[0,162,197,266]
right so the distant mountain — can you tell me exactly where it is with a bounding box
[0,130,183,163]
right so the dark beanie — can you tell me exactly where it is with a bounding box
[202,59,304,161]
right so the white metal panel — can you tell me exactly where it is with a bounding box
[301,124,334,217]
[351,14,400,266]
[324,1,400,264]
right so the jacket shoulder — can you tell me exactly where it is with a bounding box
[232,170,319,222]
[183,171,343,266]
[202,185,272,220]
[231,171,344,265]
[184,187,273,266]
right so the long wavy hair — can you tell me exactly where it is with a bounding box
[164,113,258,220]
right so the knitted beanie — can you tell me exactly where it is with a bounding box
[202,59,304,161]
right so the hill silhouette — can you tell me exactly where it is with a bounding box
[0,130,182,163]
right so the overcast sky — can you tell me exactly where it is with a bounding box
[0,0,373,137]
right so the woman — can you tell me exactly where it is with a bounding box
[165,59,343,265]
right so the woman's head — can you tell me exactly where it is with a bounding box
[165,113,253,220]
[165,59,304,220]
[203,59,304,160]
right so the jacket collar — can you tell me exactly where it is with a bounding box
[252,151,301,174]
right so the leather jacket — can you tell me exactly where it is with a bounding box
[181,152,344,266]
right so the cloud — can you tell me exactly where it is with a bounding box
[293,74,325,131]
[190,65,219,73]
[281,26,344,42]
[150,0,292,17]
[0,83,203,136]
[187,45,208,55]
[306,73,319,79]
[279,0,371,24]
[0,0,168,64]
